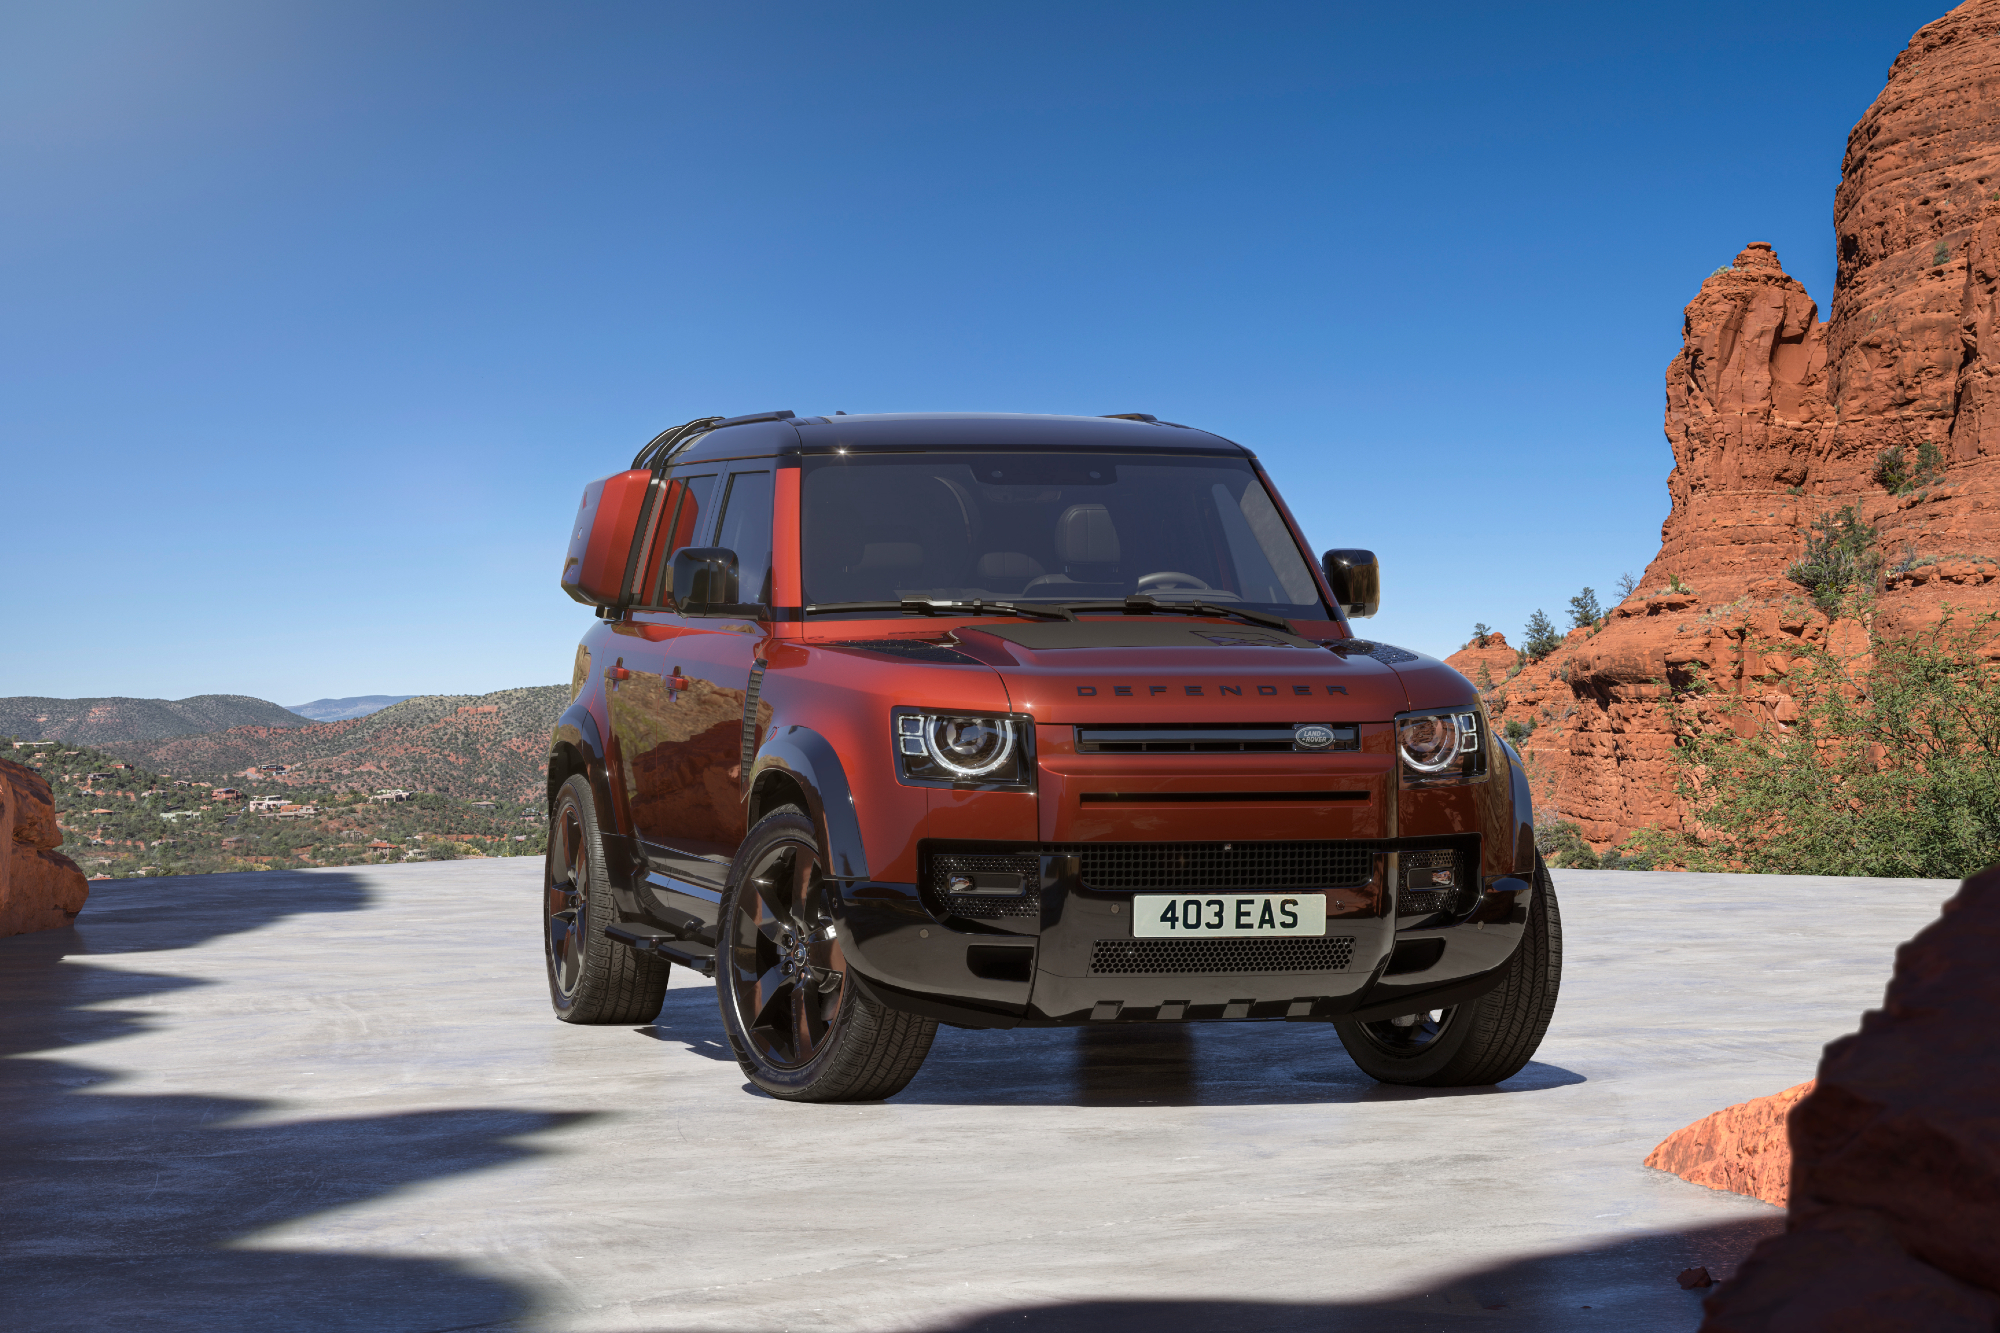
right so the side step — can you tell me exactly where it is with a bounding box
[603,922,717,978]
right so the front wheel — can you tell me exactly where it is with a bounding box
[715,807,937,1101]
[1334,855,1563,1086]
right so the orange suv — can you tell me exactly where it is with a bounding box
[546,411,1559,1101]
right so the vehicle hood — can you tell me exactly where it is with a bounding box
[952,620,1459,722]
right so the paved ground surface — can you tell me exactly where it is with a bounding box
[0,862,1958,1332]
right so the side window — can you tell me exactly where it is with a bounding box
[638,471,717,608]
[714,470,776,606]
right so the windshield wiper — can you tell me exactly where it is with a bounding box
[804,599,1075,621]
[1052,595,1296,633]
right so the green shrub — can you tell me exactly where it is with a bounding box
[1568,587,1603,630]
[1660,614,2000,877]
[1536,818,1598,869]
[1786,506,1880,613]
[1504,718,1535,743]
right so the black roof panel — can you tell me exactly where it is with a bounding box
[666,412,1251,465]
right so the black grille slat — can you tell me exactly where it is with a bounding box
[931,852,1042,919]
[1074,723,1357,754]
[1054,841,1373,891]
[1090,937,1356,975]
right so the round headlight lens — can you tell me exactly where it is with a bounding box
[923,716,1017,778]
[1397,715,1461,773]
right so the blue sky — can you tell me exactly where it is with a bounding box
[0,0,1951,703]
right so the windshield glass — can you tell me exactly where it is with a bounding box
[800,452,1326,613]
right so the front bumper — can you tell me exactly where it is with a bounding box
[832,842,1534,1028]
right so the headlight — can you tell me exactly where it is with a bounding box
[893,711,1034,789]
[1395,708,1486,786]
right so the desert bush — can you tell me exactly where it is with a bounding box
[1536,817,1598,869]
[1659,614,2000,877]
[1786,505,1880,614]
[1568,587,1603,630]
[1504,718,1534,743]
[1873,441,1945,494]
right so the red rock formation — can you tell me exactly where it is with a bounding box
[1698,864,2000,1329]
[1440,631,1515,690]
[0,757,90,936]
[1483,0,2000,850]
[1645,1081,1813,1208]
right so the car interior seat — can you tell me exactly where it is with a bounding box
[1024,503,1121,592]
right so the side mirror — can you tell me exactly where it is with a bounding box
[672,547,741,613]
[561,470,656,607]
[1321,549,1380,618]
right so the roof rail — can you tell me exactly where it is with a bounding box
[712,410,796,429]
[1102,413,1157,422]
[632,416,724,470]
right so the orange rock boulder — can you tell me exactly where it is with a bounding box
[1441,631,1516,692]
[1,756,91,936]
[1646,1081,1812,1207]
[1699,863,2000,1330]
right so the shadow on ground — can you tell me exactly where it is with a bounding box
[916,1216,1778,1331]
[0,872,581,1333]
[638,983,1587,1107]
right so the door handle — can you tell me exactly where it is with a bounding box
[669,673,690,690]
[607,658,630,684]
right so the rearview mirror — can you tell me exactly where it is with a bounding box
[1321,549,1380,618]
[672,547,753,615]
[561,470,656,607]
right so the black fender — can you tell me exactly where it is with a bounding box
[746,725,870,880]
[547,701,643,912]
[1502,739,1535,874]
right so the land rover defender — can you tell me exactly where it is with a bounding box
[545,411,1560,1101]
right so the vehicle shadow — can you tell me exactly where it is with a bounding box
[0,872,574,1333]
[635,980,738,1062]
[899,1020,1585,1107]
[912,1216,1779,1332]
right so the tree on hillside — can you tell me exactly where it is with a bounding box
[1567,587,1602,629]
[1615,571,1638,601]
[1472,622,1492,648]
[1522,610,1561,661]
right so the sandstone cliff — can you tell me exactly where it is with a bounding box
[1,757,90,936]
[1470,0,2000,850]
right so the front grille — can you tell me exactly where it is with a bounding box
[1090,936,1357,975]
[1056,841,1374,891]
[931,852,1042,919]
[1075,723,1358,754]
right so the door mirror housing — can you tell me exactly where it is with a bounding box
[1321,549,1380,618]
[561,470,655,607]
[673,547,760,615]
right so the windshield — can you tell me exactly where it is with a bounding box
[800,452,1327,614]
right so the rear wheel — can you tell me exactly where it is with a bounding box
[716,807,937,1101]
[1335,855,1563,1086]
[544,773,671,1024]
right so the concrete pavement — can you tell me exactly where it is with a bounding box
[0,861,1958,1331]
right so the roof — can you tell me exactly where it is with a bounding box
[664,411,1253,466]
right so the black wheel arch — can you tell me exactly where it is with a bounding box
[746,725,871,881]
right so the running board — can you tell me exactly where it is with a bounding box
[603,923,717,977]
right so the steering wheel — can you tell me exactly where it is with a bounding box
[1136,571,1213,592]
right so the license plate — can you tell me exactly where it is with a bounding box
[1132,893,1326,937]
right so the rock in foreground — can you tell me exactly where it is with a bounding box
[1699,864,2000,1330]
[0,757,90,936]
[1646,1081,1812,1208]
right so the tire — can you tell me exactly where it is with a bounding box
[716,806,938,1102]
[544,773,672,1024]
[1334,854,1563,1087]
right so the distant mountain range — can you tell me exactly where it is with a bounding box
[0,694,311,745]
[106,685,570,803]
[285,695,417,722]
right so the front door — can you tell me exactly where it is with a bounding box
[607,465,776,917]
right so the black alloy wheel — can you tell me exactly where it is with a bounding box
[546,799,591,1001]
[727,832,846,1069]
[1351,1006,1458,1057]
[716,807,938,1101]
[542,773,671,1024]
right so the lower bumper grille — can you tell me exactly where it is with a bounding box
[1089,936,1357,975]
[1057,841,1374,891]
[931,852,1042,919]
